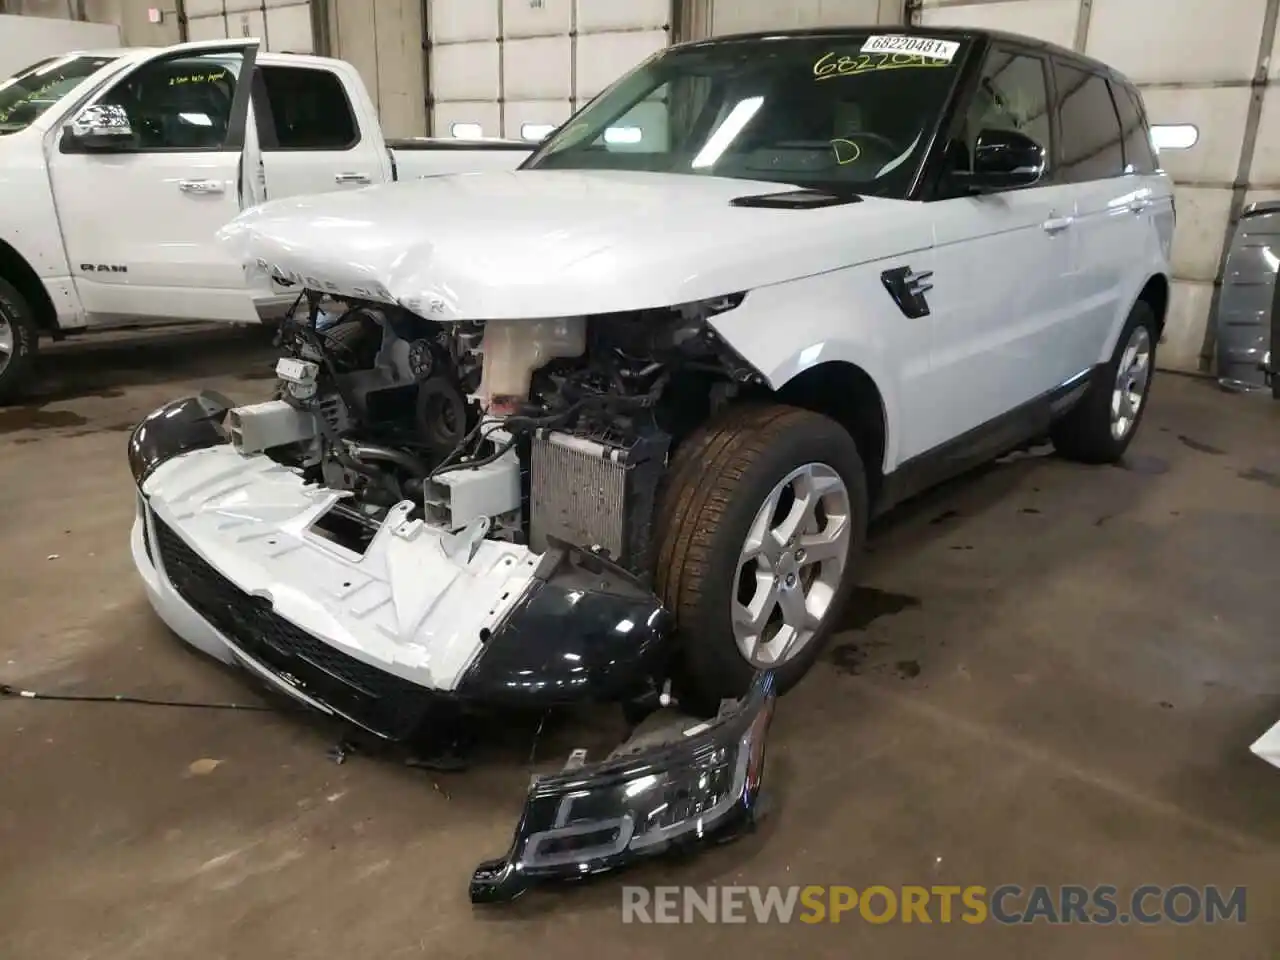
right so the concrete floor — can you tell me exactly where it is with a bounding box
[1,326,1278,958]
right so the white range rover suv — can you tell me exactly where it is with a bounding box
[129,26,1173,731]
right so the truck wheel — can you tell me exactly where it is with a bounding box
[0,277,39,405]
[654,404,868,713]
[1051,300,1158,464]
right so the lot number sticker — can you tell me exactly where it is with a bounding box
[861,35,960,62]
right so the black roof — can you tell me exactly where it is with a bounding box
[670,24,1127,83]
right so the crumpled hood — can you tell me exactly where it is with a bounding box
[218,169,921,320]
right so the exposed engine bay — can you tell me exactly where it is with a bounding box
[232,291,759,575]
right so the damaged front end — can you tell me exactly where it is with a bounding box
[128,189,785,897]
[127,333,777,899]
[471,671,776,904]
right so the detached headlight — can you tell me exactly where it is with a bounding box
[470,671,776,903]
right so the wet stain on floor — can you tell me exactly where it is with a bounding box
[1019,507,1042,515]
[841,586,922,631]
[894,659,922,680]
[1239,467,1280,490]
[829,587,922,675]
[0,407,88,433]
[1117,454,1170,475]
[829,643,867,675]
[5,419,137,442]
[1177,434,1226,455]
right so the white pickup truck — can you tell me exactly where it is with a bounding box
[0,39,532,400]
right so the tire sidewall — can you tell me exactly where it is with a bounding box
[681,413,867,702]
[1100,301,1159,458]
[0,279,37,403]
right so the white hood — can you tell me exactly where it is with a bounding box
[217,169,923,320]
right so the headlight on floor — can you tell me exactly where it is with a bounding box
[470,671,776,903]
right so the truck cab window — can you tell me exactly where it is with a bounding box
[99,53,241,151]
[0,55,118,135]
[258,65,358,150]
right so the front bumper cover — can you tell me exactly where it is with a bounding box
[471,670,776,903]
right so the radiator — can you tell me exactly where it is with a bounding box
[529,428,669,574]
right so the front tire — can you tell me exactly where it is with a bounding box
[0,277,40,405]
[1051,300,1158,464]
[653,404,868,713]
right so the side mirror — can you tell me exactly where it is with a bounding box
[965,128,1045,190]
[64,103,133,150]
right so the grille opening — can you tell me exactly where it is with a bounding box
[310,501,379,556]
[152,516,435,740]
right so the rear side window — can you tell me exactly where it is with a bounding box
[1113,82,1158,174]
[1053,61,1125,182]
[258,65,358,150]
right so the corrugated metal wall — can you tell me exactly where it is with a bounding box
[184,0,314,52]
[687,0,901,36]
[326,0,426,139]
[425,0,670,141]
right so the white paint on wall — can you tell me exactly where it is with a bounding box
[0,14,119,77]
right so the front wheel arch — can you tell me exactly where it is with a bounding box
[0,239,58,335]
[774,359,888,507]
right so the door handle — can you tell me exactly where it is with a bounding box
[1128,199,1151,214]
[1042,215,1074,234]
[335,172,372,185]
[178,179,225,195]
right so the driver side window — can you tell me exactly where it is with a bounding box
[96,52,243,152]
[950,49,1051,178]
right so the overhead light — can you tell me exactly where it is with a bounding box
[450,122,483,139]
[692,96,764,169]
[520,122,554,141]
[604,125,642,144]
[1150,123,1198,151]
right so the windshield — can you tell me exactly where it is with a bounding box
[525,33,970,198]
[0,54,118,135]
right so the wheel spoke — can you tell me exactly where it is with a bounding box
[776,585,812,632]
[733,577,777,633]
[797,516,849,567]
[772,465,836,545]
[1130,353,1151,393]
[740,486,784,569]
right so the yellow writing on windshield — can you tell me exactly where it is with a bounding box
[831,139,862,165]
[169,69,228,87]
[0,79,63,123]
[813,51,950,80]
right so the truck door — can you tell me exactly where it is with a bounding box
[252,59,391,201]
[46,40,262,325]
